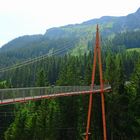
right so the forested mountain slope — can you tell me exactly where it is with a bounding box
[0,7,140,140]
[1,50,140,140]
[0,7,140,68]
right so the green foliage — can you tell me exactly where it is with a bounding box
[36,69,49,87]
[1,8,140,69]
[2,48,140,140]
[113,31,140,49]
[127,48,140,52]
[1,8,140,140]
[0,81,7,88]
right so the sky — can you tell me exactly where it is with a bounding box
[0,0,140,47]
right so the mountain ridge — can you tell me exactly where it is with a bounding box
[0,7,140,61]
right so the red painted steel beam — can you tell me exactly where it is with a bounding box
[85,27,98,140]
[97,25,107,140]
[85,25,109,140]
[0,89,111,106]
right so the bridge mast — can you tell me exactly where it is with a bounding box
[85,25,107,140]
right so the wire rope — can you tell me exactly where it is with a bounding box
[0,39,78,73]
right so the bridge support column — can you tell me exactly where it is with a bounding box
[85,25,107,140]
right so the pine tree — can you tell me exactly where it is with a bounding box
[36,69,49,87]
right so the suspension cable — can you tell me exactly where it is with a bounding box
[0,39,78,73]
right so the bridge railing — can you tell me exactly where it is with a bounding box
[0,86,90,102]
[0,85,111,104]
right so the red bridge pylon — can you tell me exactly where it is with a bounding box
[85,25,107,140]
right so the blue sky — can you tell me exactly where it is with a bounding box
[0,0,140,47]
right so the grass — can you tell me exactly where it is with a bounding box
[127,48,140,52]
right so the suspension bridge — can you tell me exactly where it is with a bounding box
[0,85,111,105]
[0,25,111,140]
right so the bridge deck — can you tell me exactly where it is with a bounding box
[0,86,111,105]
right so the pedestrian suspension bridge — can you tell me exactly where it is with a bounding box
[0,25,111,140]
[0,85,111,105]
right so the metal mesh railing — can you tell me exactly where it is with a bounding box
[0,86,90,102]
[0,85,111,104]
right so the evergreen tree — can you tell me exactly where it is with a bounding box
[36,69,49,87]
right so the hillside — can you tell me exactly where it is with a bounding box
[0,7,140,66]
[44,7,140,38]
[1,7,140,140]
